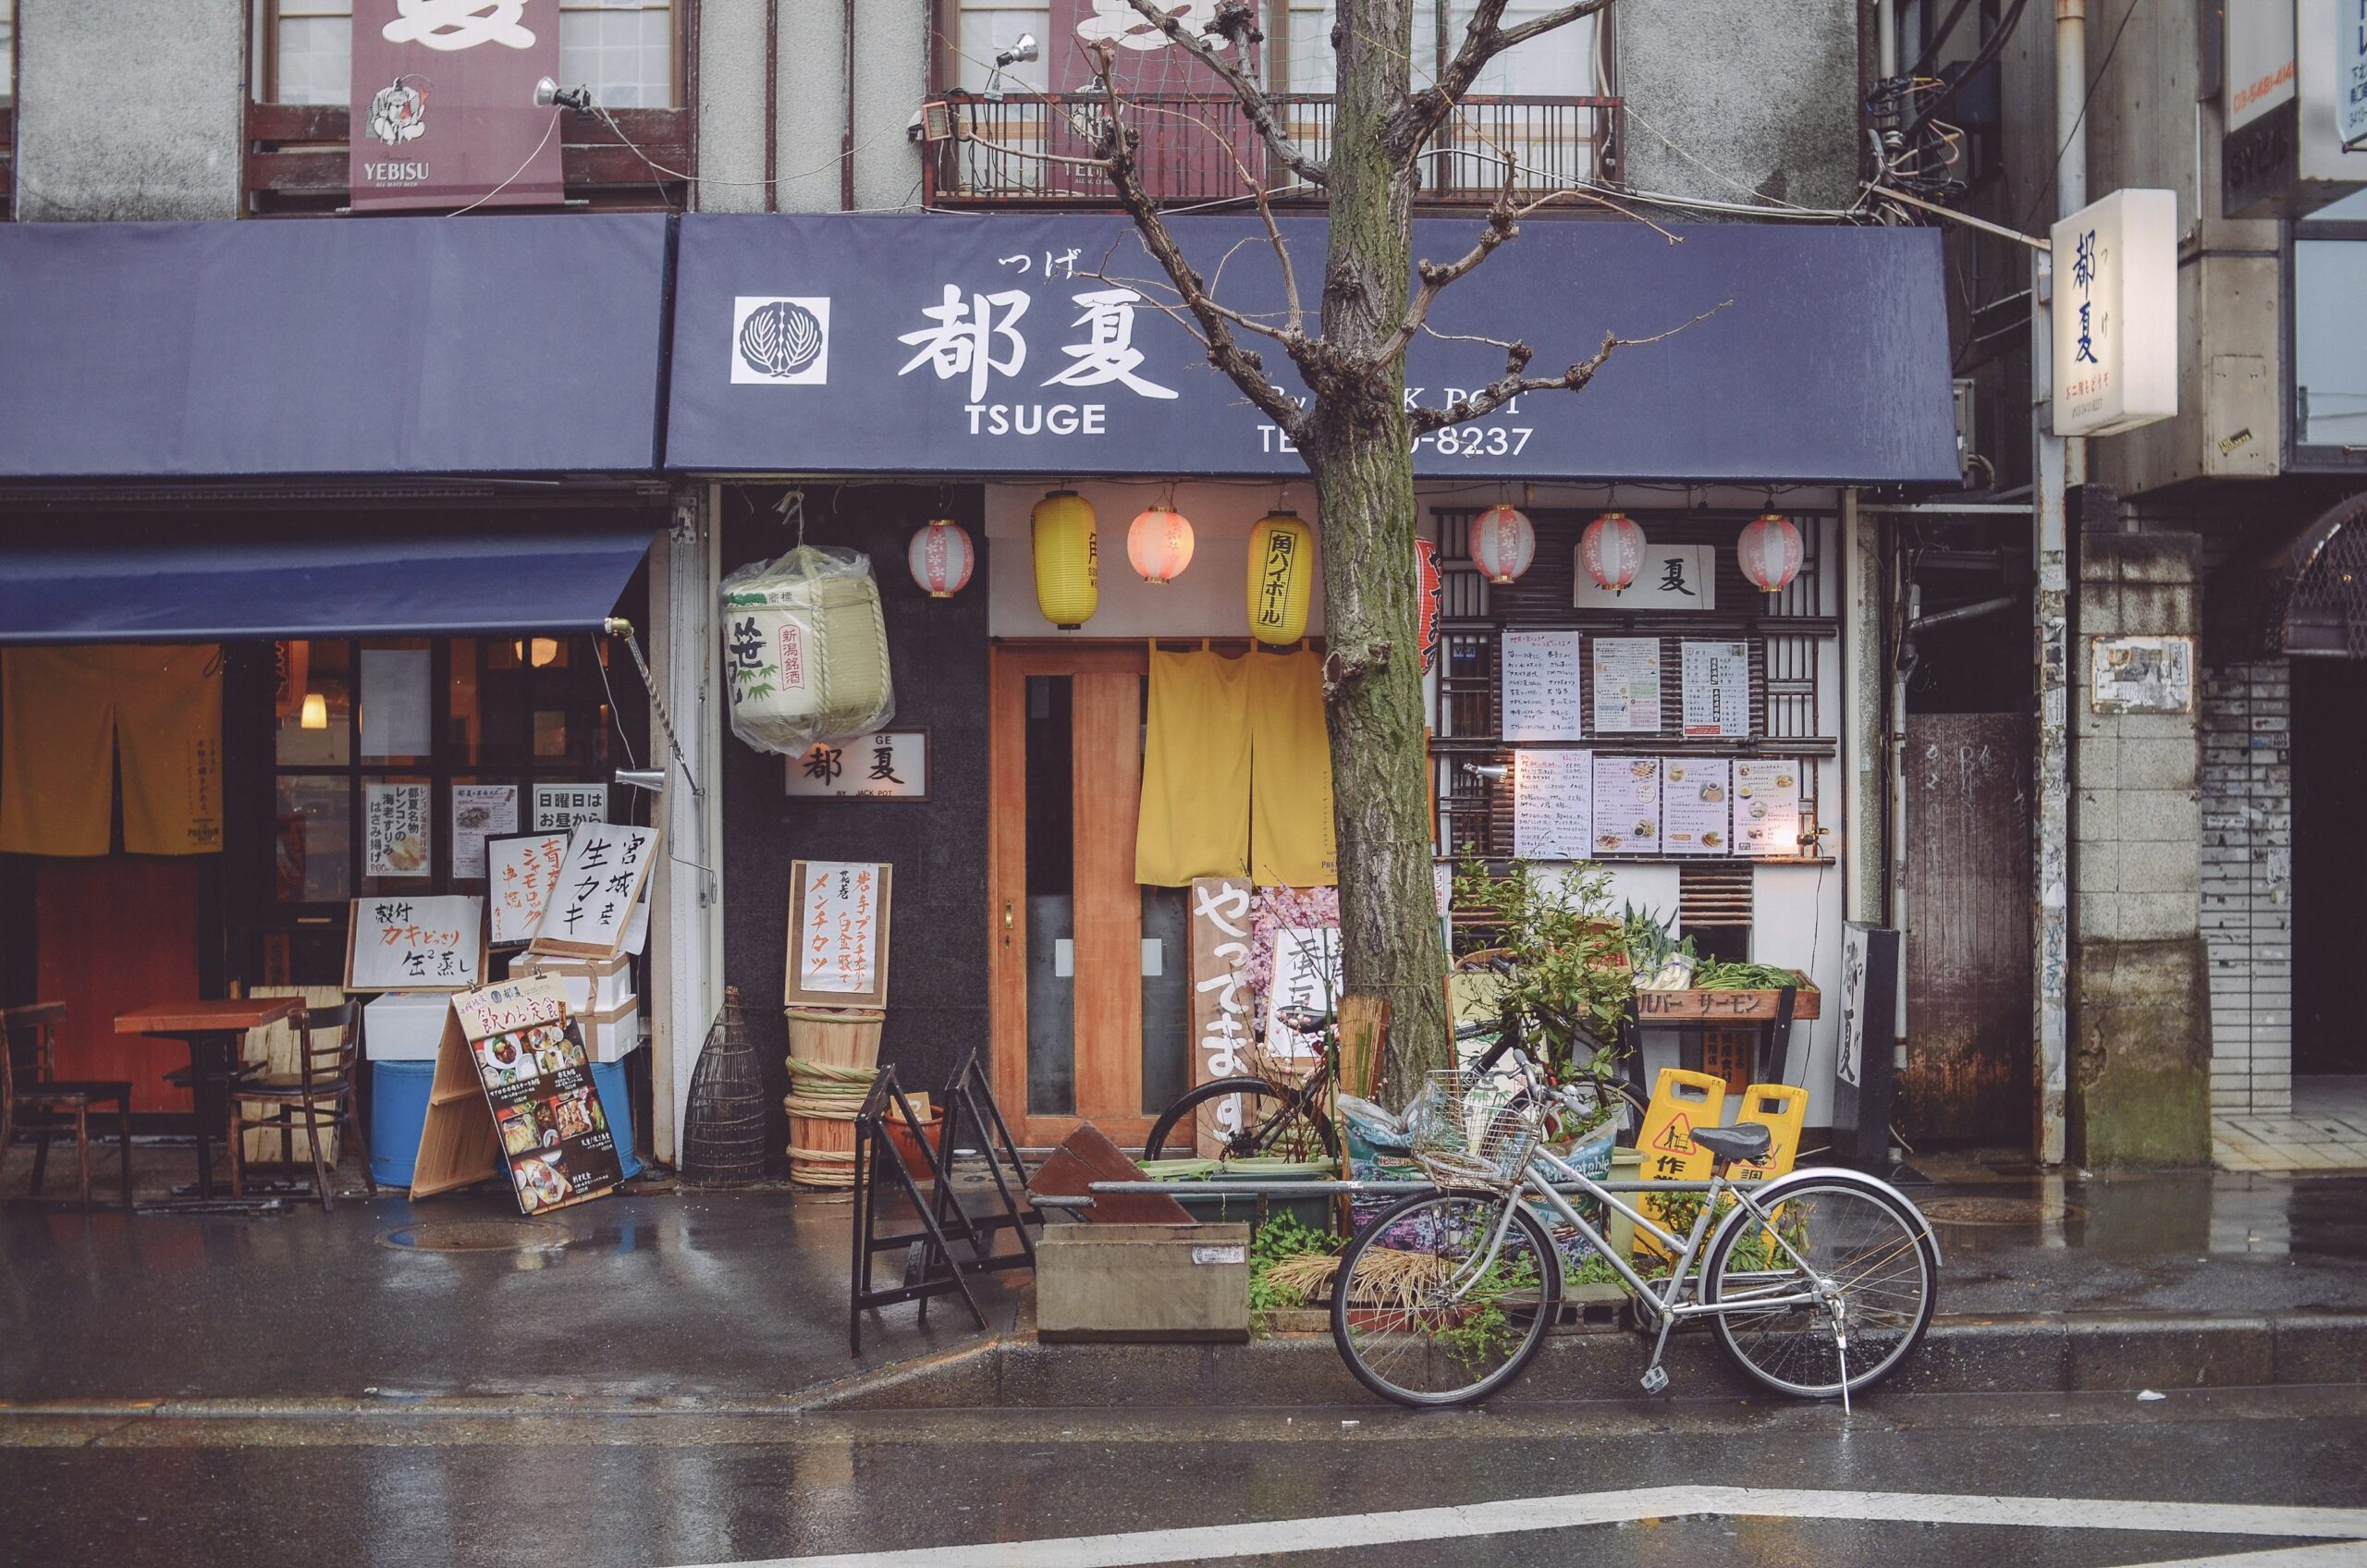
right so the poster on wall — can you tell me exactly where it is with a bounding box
[1591,638,1662,734]
[1187,876,1255,1158]
[1263,924,1343,1063]
[1734,759,1804,855]
[1591,755,1662,854]
[487,830,570,946]
[451,785,520,880]
[1512,748,1594,861]
[452,976,622,1214]
[1500,631,1585,741]
[533,783,610,831]
[1680,641,1752,738]
[1660,758,1733,855]
[529,823,662,960]
[344,894,485,992]
[786,859,893,1007]
[363,781,432,878]
[2089,634,2195,714]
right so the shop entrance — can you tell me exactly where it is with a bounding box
[988,644,1191,1148]
[2290,657,2367,1074]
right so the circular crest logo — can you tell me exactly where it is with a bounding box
[738,300,826,380]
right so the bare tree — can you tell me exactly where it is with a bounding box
[1073,0,1640,1100]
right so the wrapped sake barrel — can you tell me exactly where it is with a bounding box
[720,545,896,752]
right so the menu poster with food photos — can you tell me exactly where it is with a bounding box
[1591,638,1662,734]
[447,975,620,1215]
[363,781,431,878]
[1734,759,1805,856]
[528,823,662,960]
[451,785,520,881]
[1660,757,1734,855]
[344,895,486,992]
[1591,754,1662,855]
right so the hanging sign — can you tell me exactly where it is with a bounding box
[349,0,564,214]
[785,730,931,800]
[1417,539,1443,671]
[1661,758,1733,855]
[1501,630,1584,741]
[786,859,892,1007]
[1680,640,1752,737]
[487,830,570,946]
[2051,189,2177,438]
[1187,876,1255,1158]
[344,894,486,992]
[2340,0,2367,150]
[1512,748,1594,861]
[528,823,661,959]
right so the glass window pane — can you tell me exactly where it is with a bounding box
[276,640,353,766]
[276,775,350,904]
[559,1,675,107]
[0,0,16,109]
[2297,240,2367,448]
[956,3,1051,92]
[276,6,351,106]
[359,641,434,763]
[1288,4,1600,93]
[361,776,434,890]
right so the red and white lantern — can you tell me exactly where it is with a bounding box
[1579,511,1645,593]
[906,519,975,598]
[1470,503,1536,583]
[1736,513,1805,593]
[1126,505,1196,585]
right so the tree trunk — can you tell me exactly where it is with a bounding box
[1305,0,1449,1105]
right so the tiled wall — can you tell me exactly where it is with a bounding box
[2200,660,2293,1116]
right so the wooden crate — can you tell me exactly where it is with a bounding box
[1633,973,1821,1023]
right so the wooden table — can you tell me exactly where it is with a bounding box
[116,998,302,1201]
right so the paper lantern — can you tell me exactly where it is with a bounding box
[1416,537,1442,672]
[1470,503,1536,584]
[1737,513,1805,593]
[1246,509,1316,644]
[1579,511,1645,593]
[1031,489,1098,629]
[906,519,975,598]
[1126,505,1196,584]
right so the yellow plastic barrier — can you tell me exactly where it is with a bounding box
[1730,1083,1808,1190]
[1633,1068,1726,1257]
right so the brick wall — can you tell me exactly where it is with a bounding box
[2200,660,2294,1117]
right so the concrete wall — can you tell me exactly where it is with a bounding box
[2200,660,2293,1117]
[1617,0,1858,212]
[2069,533,2212,1167]
[14,0,244,220]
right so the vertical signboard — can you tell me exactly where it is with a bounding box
[1187,876,1255,1158]
[2341,0,2367,149]
[2050,189,2177,438]
[350,0,563,212]
[2225,0,2300,214]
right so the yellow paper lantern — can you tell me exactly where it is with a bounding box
[1246,509,1315,644]
[1031,489,1098,629]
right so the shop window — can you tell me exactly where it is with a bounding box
[1282,1,1603,94]
[0,0,16,109]
[2295,224,2367,456]
[264,0,679,106]
[953,0,1051,92]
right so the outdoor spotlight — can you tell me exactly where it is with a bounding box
[995,32,1039,67]
[1467,763,1510,782]
[615,768,668,794]
[534,77,593,110]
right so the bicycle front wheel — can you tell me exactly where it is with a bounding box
[1329,1189,1561,1408]
[1142,1077,1336,1162]
[1702,1177,1937,1400]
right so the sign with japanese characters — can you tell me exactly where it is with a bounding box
[364,781,432,878]
[349,0,562,213]
[528,823,661,960]
[1187,876,1256,1158]
[1734,759,1805,856]
[451,784,519,880]
[344,894,486,992]
[533,783,609,831]
[445,974,622,1215]
[1501,631,1585,741]
[1576,545,1717,611]
[486,829,570,946]
[2090,634,2196,714]
[783,730,930,800]
[2051,189,2177,437]
[1513,748,1593,862]
[1592,637,1662,734]
[1661,758,1733,855]
[1263,924,1343,1063]
[1591,755,1662,855]
[787,859,892,1007]
[665,214,1964,485]
[1680,641,1752,738]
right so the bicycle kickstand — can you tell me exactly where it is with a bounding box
[1638,1305,1677,1394]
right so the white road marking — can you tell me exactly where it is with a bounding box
[674,1484,2367,1568]
[2121,1547,2367,1567]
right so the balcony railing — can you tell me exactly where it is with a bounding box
[923,92,1620,209]
[243,103,691,216]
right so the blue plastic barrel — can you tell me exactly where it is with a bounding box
[371,1058,642,1187]
[590,1058,644,1182]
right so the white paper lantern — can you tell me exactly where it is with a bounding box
[1580,512,1645,592]
[1470,503,1536,583]
[1736,513,1805,593]
[906,520,975,598]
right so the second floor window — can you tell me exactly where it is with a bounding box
[266,0,678,108]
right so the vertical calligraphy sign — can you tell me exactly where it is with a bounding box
[526,823,661,959]
[350,0,563,213]
[784,859,894,1008]
[1187,876,1254,1158]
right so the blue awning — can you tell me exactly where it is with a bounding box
[0,214,671,480]
[0,525,656,643]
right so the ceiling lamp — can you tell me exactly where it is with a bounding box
[1031,489,1098,629]
[1246,508,1316,644]
[1579,511,1645,593]
[300,692,328,729]
[1737,513,1805,593]
[1469,502,1536,584]
[907,518,975,598]
[1126,504,1196,585]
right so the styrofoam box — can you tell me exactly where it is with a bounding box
[584,998,644,1063]
[363,991,456,1061]
[506,952,633,1016]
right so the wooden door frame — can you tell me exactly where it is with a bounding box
[988,641,1153,1149]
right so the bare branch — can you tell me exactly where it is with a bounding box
[1122,97,1306,335]
[1407,300,1730,433]
[1117,0,1329,189]
[1392,0,1617,163]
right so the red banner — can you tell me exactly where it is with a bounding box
[350,0,563,212]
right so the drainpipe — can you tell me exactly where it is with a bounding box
[1876,0,1898,77]
[841,0,858,211]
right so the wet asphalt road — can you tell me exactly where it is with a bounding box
[4,1385,2365,1567]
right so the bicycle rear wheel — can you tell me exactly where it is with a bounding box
[1329,1189,1560,1408]
[1142,1077,1336,1163]
[1701,1176,1937,1400]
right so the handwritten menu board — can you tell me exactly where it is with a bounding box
[452,975,622,1215]
[363,781,431,879]
[487,831,570,947]
[1591,755,1662,854]
[1263,924,1343,1062]
[1513,748,1594,860]
[528,823,661,960]
[1680,641,1752,738]
[1734,760,1804,855]
[787,859,893,1007]
[1661,757,1734,855]
[1501,631,1585,741]
[344,895,485,992]
[1592,638,1662,734]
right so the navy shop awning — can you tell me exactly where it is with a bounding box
[666,213,1961,484]
[0,524,656,644]
[0,215,670,480]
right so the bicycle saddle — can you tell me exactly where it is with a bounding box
[1690,1122,1772,1165]
[1277,1005,1334,1034]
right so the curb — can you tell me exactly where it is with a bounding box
[806,1309,2367,1412]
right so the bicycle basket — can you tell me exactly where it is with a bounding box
[1405,1069,1539,1190]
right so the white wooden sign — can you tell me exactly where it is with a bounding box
[487,831,570,947]
[785,730,930,799]
[1575,545,1716,611]
[345,894,486,992]
[1262,924,1343,1062]
[788,859,891,1005]
[1500,630,1584,741]
[529,823,661,960]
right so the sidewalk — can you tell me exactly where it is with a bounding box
[2,1148,2362,1413]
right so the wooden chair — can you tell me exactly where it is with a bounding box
[227,1000,375,1213]
[2,1002,134,1211]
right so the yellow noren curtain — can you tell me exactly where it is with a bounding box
[1134,648,1251,886]
[1,645,224,856]
[1247,648,1337,888]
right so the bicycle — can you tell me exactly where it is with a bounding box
[1142,1003,1339,1162]
[1328,1035,1941,1411]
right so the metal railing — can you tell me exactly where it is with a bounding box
[242,103,691,216]
[926,92,1620,208]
